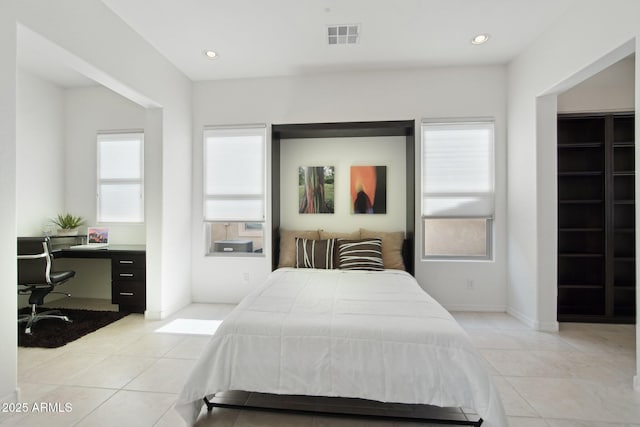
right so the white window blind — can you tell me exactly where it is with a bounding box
[422,122,494,217]
[204,126,266,222]
[97,132,144,223]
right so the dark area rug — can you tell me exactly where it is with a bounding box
[18,308,129,348]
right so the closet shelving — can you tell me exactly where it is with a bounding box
[557,113,635,323]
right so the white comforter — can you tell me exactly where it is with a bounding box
[176,268,507,427]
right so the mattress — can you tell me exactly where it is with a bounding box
[175,268,507,427]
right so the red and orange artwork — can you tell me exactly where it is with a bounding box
[350,166,386,214]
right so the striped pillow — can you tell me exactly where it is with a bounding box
[295,238,336,269]
[337,238,384,271]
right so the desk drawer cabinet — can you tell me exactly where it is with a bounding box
[111,254,146,313]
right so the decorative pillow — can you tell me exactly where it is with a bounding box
[295,238,336,269]
[278,229,321,268]
[337,238,384,271]
[318,230,361,240]
[360,229,406,271]
[317,231,360,266]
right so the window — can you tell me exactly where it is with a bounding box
[421,121,494,259]
[203,125,266,255]
[97,132,144,223]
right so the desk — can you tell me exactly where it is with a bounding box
[53,244,146,313]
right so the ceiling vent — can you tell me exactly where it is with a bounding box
[327,24,360,45]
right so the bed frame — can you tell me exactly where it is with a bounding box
[252,237,488,426]
[193,120,488,425]
[271,120,416,276]
[201,249,484,426]
[203,393,483,426]
[216,235,487,425]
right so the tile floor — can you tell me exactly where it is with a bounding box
[2,299,638,427]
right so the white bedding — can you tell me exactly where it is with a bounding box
[175,268,507,427]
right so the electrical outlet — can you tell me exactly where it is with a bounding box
[466,279,474,290]
[242,272,250,284]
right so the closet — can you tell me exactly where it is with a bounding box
[557,113,635,323]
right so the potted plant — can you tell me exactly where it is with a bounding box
[51,213,85,236]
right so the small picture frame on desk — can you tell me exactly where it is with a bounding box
[88,227,109,244]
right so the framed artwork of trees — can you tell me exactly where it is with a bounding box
[298,166,335,214]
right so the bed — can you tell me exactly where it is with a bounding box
[175,264,507,426]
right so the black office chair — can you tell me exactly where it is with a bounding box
[18,236,74,335]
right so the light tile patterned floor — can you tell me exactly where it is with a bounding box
[2,299,638,426]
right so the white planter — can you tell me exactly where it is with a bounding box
[57,228,79,236]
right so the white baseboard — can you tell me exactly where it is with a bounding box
[145,298,192,321]
[506,306,534,328]
[144,309,165,320]
[507,306,559,331]
[1,388,19,405]
[444,304,507,313]
[534,319,560,332]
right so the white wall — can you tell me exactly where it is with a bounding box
[2,0,193,405]
[507,0,639,327]
[15,70,66,307]
[0,1,18,407]
[16,70,65,236]
[16,74,150,246]
[10,0,193,321]
[281,137,405,232]
[64,85,146,244]
[191,66,507,311]
[558,55,635,113]
[506,0,639,386]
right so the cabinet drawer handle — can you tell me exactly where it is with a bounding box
[119,292,134,296]
[119,273,135,277]
[119,260,134,264]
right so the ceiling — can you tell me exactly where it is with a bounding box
[19,0,579,87]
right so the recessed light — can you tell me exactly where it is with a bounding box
[471,34,489,45]
[203,50,218,59]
